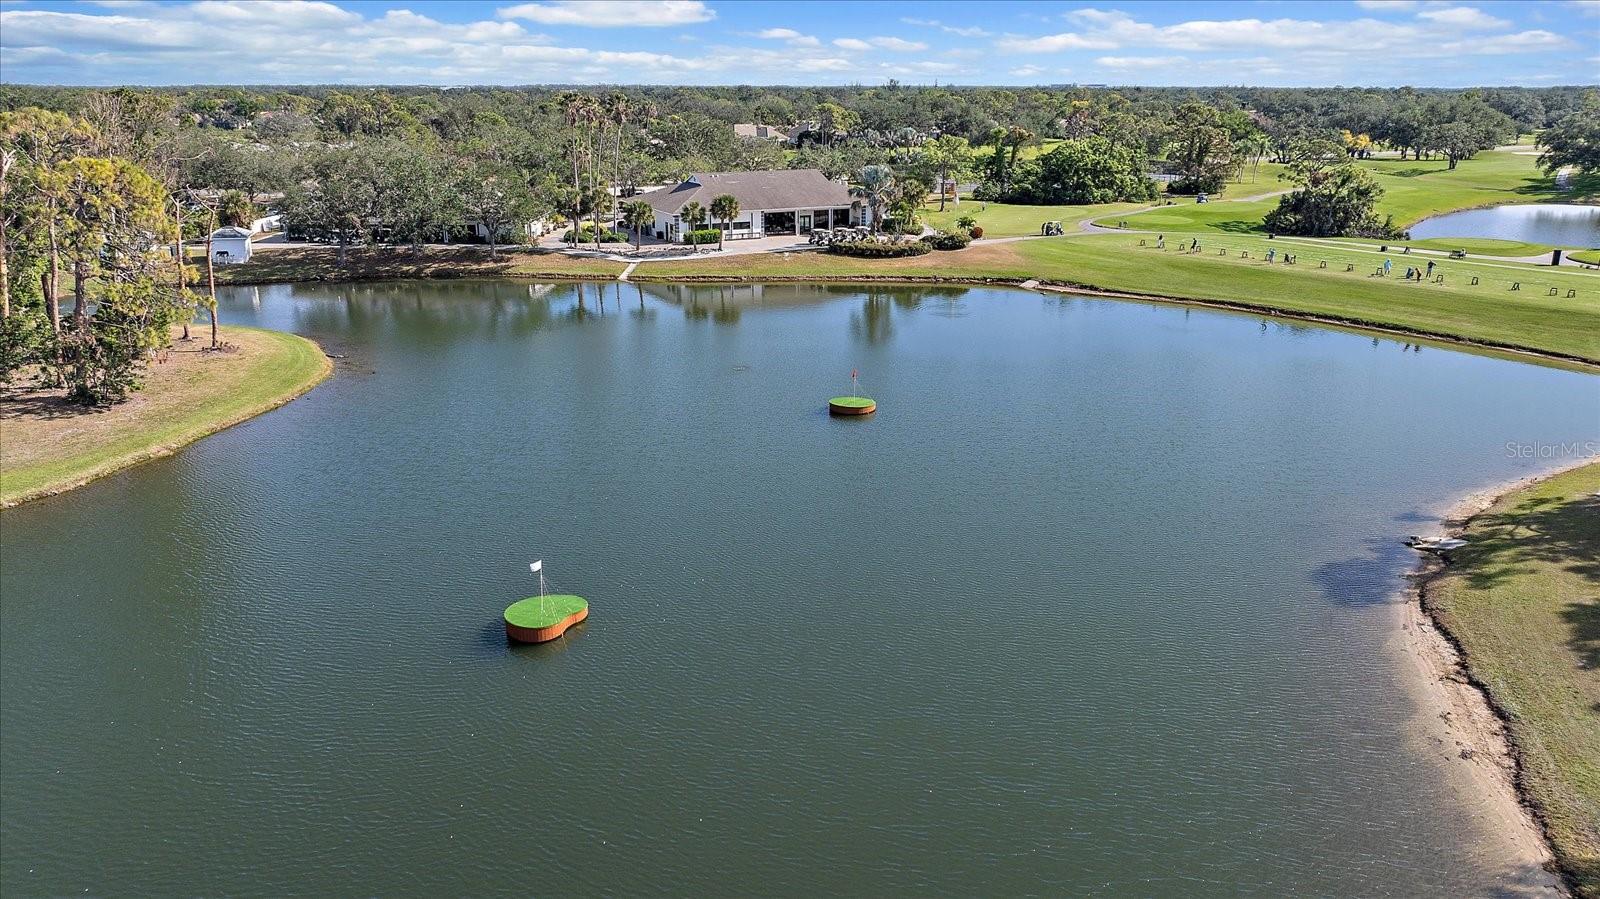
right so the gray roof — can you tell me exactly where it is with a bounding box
[209,226,252,239]
[642,170,853,217]
[733,123,785,140]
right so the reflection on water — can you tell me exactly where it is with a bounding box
[3,280,1596,896]
[1409,202,1600,246]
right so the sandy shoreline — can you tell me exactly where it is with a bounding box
[1391,457,1595,896]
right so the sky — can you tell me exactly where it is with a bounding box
[1,0,1596,88]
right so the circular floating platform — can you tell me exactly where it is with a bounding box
[828,396,877,416]
[504,595,589,643]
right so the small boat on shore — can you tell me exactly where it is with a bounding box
[1406,535,1468,552]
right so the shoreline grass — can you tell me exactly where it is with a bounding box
[0,325,332,507]
[216,245,627,285]
[1424,463,1600,898]
[626,234,1600,363]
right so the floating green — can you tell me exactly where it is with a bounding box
[828,396,876,409]
[503,594,588,628]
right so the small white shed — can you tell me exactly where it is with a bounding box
[209,226,253,265]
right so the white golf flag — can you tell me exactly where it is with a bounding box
[529,560,542,573]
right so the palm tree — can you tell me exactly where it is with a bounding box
[622,199,653,251]
[557,92,594,248]
[681,200,707,251]
[850,165,895,235]
[586,184,613,249]
[1245,132,1272,182]
[604,93,630,211]
[709,194,739,252]
[887,177,928,234]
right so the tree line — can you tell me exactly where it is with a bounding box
[0,104,234,405]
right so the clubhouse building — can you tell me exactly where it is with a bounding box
[642,169,861,242]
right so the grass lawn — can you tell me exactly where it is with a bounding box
[1426,463,1600,898]
[932,165,1288,239]
[921,199,1146,238]
[1094,150,1596,235]
[634,233,1600,362]
[1573,250,1600,266]
[504,594,587,628]
[217,245,627,285]
[1335,237,1570,257]
[1,325,330,506]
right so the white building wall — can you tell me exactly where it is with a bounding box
[210,237,252,264]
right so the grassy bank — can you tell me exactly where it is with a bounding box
[209,205,1599,364]
[1093,149,1598,236]
[1424,463,1600,898]
[631,233,1600,363]
[1,325,331,507]
[216,245,627,285]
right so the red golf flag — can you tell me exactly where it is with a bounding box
[851,369,858,379]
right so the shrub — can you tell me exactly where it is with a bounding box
[955,214,978,229]
[969,225,984,239]
[684,228,722,245]
[922,230,971,251]
[827,240,932,258]
[561,226,627,243]
[882,216,922,235]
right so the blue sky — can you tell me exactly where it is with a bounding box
[1,0,1596,87]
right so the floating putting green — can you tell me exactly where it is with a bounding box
[504,595,588,629]
[828,396,877,409]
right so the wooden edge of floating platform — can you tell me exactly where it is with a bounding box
[506,605,588,643]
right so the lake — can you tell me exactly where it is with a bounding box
[1408,202,1600,247]
[3,281,1597,896]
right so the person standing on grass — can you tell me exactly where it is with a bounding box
[1383,258,1392,276]
[1426,260,1435,278]
[1157,234,1165,249]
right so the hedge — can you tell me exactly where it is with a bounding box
[561,227,628,243]
[922,230,972,251]
[827,240,932,258]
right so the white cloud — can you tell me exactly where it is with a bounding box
[998,7,1573,62]
[0,3,958,85]
[832,36,928,52]
[754,27,820,47]
[872,36,927,51]
[996,32,1116,52]
[1353,0,1420,9]
[0,0,1586,87]
[1095,55,1188,69]
[496,0,712,27]
[1417,6,1510,29]
[900,17,991,38]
